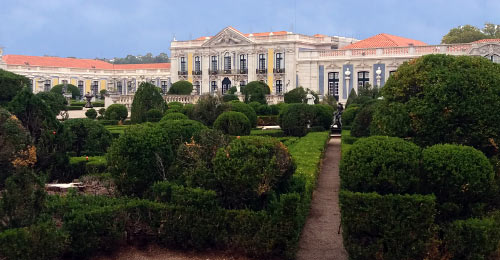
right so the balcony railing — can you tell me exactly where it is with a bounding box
[256,69,267,74]
[238,68,248,74]
[222,69,233,74]
[274,68,285,74]
[193,70,202,75]
[178,70,188,76]
[209,69,218,75]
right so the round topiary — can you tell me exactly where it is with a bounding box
[229,101,257,128]
[146,108,163,122]
[157,119,207,149]
[214,111,251,136]
[168,81,193,95]
[104,104,128,122]
[213,136,296,209]
[421,144,494,208]
[341,106,360,127]
[278,103,315,137]
[161,112,188,121]
[63,118,112,156]
[85,109,97,119]
[312,104,334,130]
[351,101,380,137]
[256,104,272,115]
[340,136,422,194]
[223,94,239,103]
[242,81,270,104]
[50,84,81,99]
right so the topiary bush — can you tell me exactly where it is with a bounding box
[85,108,97,119]
[104,104,128,122]
[242,81,270,104]
[161,112,188,121]
[340,136,422,194]
[421,144,495,219]
[370,100,411,138]
[130,82,166,123]
[214,111,251,136]
[213,136,296,209]
[351,100,380,138]
[284,87,306,104]
[50,84,80,99]
[278,103,315,137]
[192,94,229,126]
[312,104,334,130]
[168,80,193,95]
[222,94,239,102]
[146,108,163,122]
[229,101,257,128]
[63,119,112,157]
[341,106,359,127]
[157,119,207,150]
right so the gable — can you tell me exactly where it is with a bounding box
[202,27,254,47]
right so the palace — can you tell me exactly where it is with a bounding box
[1,26,499,107]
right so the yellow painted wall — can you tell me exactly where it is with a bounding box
[187,53,193,83]
[85,80,91,93]
[100,80,106,90]
[35,78,40,91]
[53,78,59,87]
[267,49,274,92]
[70,78,77,86]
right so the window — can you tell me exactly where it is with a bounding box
[224,52,231,71]
[358,71,369,88]
[328,72,339,96]
[194,56,201,72]
[180,57,186,72]
[127,81,132,93]
[240,80,246,87]
[44,80,51,92]
[117,81,123,94]
[78,80,84,97]
[92,81,99,96]
[275,80,283,94]
[239,54,247,71]
[161,81,167,94]
[211,56,218,71]
[194,81,200,94]
[211,81,217,93]
[62,80,68,85]
[389,70,397,77]
[258,54,266,70]
[275,53,283,69]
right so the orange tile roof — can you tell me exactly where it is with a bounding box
[245,31,288,37]
[3,55,170,70]
[314,34,327,38]
[472,38,500,43]
[342,33,427,49]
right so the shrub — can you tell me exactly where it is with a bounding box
[107,124,174,196]
[98,108,105,116]
[214,111,251,136]
[242,81,270,104]
[182,103,194,118]
[370,100,412,138]
[66,106,83,110]
[229,100,257,127]
[340,191,436,260]
[192,94,229,126]
[382,54,500,157]
[65,156,108,181]
[345,89,358,108]
[157,119,207,150]
[64,119,112,156]
[213,136,296,209]
[85,109,97,119]
[257,115,279,126]
[341,106,359,127]
[97,119,118,126]
[421,144,495,219]
[104,104,128,122]
[312,104,334,130]
[146,108,163,122]
[284,87,306,104]
[168,80,193,95]
[256,104,272,115]
[150,181,218,209]
[130,82,166,123]
[0,69,31,106]
[50,84,80,99]
[269,104,280,115]
[161,112,188,121]
[222,94,239,102]
[340,136,422,194]
[168,101,184,108]
[278,103,315,137]
[351,100,380,137]
[36,92,67,115]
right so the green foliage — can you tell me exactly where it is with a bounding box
[222,94,239,102]
[181,103,194,118]
[63,119,112,157]
[168,101,183,108]
[66,106,83,110]
[85,108,97,119]
[192,94,229,126]
[284,87,305,103]
[157,119,207,150]
[50,84,80,99]
[168,80,193,95]
[381,54,500,157]
[36,92,67,115]
[105,52,170,64]
[98,108,105,116]
[130,82,166,123]
[312,104,334,130]
[0,69,31,106]
[279,103,315,137]
[66,156,108,181]
[213,136,296,209]
[228,100,257,127]
[421,144,494,219]
[340,191,436,260]
[321,94,337,107]
[345,89,358,108]
[161,112,188,121]
[213,111,251,136]
[107,124,174,196]
[340,136,422,194]
[99,89,107,99]
[351,100,380,137]
[257,115,279,126]
[248,101,261,112]
[150,181,218,209]
[370,100,412,137]
[341,106,359,127]
[146,108,163,122]
[441,23,500,44]
[242,81,270,104]
[104,104,128,122]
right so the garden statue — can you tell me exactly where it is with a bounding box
[330,103,343,135]
[305,90,316,105]
[84,92,94,108]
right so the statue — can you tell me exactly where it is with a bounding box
[305,91,316,105]
[330,103,343,135]
[84,92,94,108]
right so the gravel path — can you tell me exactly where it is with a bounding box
[296,137,348,260]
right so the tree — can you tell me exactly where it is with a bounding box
[99,89,107,99]
[278,103,315,137]
[214,111,251,136]
[228,101,257,128]
[36,92,67,116]
[104,104,128,122]
[85,109,97,119]
[192,94,229,126]
[242,81,270,104]
[50,84,80,99]
[63,119,112,156]
[441,23,500,44]
[130,82,166,123]
[0,69,31,107]
[345,89,358,108]
[168,80,193,95]
[284,87,306,104]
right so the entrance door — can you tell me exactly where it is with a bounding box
[222,77,231,94]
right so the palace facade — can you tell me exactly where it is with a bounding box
[1,26,499,107]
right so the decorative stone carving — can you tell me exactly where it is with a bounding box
[202,27,254,47]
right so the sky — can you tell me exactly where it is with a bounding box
[0,0,499,59]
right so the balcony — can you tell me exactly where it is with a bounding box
[209,69,218,75]
[256,69,267,74]
[192,70,202,75]
[222,69,233,75]
[238,69,248,74]
[178,70,188,76]
[274,68,285,74]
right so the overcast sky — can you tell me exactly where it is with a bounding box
[1,0,498,59]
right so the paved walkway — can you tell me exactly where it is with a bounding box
[296,137,348,260]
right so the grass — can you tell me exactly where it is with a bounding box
[250,129,284,137]
[69,155,107,165]
[104,125,131,135]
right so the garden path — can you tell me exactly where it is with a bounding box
[296,137,348,260]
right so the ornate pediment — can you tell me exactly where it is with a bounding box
[202,27,254,47]
[469,43,500,56]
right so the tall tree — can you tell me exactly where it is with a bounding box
[441,23,500,44]
[130,82,167,123]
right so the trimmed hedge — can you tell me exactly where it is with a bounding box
[257,115,279,126]
[146,108,163,122]
[229,101,257,128]
[279,103,315,137]
[351,101,379,137]
[104,104,128,121]
[66,106,83,110]
[341,106,359,127]
[85,109,97,119]
[340,191,436,260]
[340,136,422,195]
[213,111,251,136]
[150,181,218,210]
[168,80,193,95]
[161,112,188,121]
[66,156,107,181]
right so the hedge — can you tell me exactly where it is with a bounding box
[65,156,107,181]
[250,129,284,137]
[340,191,437,260]
[213,111,251,136]
[66,106,83,110]
[257,115,279,126]
[161,112,188,121]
